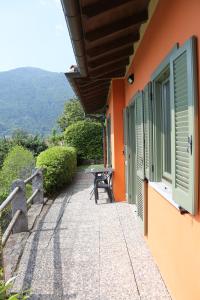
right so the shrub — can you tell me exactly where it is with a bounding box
[0,273,30,299]
[0,146,35,231]
[0,145,35,196]
[12,129,47,157]
[36,146,77,194]
[64,120,103,162]
[0,138,13,169]
[47,128,64,146]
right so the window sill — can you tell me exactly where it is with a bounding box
[149,181,179,210]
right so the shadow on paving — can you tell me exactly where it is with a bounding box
[20,173,93,299]
[21,187,73,298]
[12,171,171,300]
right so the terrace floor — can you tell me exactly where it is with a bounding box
[12,171,171,300]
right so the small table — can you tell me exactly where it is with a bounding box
[89,167,113,177]
[86,167,114,202]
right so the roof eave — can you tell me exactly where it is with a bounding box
[65,72,87,112]
[61,0,88,77]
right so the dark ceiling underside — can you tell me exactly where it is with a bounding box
[62,0,150,113]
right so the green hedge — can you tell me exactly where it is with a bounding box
[36,146,77,194]
[64,120,103,162]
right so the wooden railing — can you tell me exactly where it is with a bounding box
[0,168,44,247]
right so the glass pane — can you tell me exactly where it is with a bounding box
[162,80,171,175]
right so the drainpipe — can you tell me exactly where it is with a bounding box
[61,0,88,77]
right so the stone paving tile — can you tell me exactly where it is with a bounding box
[28,203,44,230]
[100,257,140,300]
[25,230,54,249]
[131,257,169,298]
[62,260,99,297]
[4,232,29,281]
[32,222,58,231]
[141,297,172,300]
[13,249,54,293]
[12,171,171,300]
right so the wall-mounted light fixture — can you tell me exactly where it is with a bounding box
[127,73,134,84]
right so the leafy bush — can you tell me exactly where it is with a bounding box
[0,274,30,299]
[36,146,77,194]
[12,129,47,157]
[64,120,103,162]
[0,146,35,231]
[0,146,35,196]
[0,138,13,169]
[47,128,64,146]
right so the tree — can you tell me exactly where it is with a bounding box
[47,128,64,146]
[64,120,103,162]
[12,129,28,143]
[57,98,85,131]
[0,138,13,169]
[12,129,47,156]
[0,145,35,194]
[0,145,35,238]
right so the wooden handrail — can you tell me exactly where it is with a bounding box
[27,188,39,205]
[24,170,39,185]
[0,187,19,213]
[2,210,21,247]
[0,168,44,249]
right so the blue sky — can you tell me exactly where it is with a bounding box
[0,0,76,72]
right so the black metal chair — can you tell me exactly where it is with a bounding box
[89,172,106,200]
[94,170,114,204]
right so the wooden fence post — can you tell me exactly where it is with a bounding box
[0,223,6,300]
[32,169,44,204]
[11,180,28,233]
[0,215,4,280]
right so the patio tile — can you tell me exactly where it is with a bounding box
[131,257,170,298]
[62,260,99,296]
[11,171,171,299]
[141,297,171,300]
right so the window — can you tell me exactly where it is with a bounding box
[146,37,198,214]
[155,73,172,183]
[152,66,171,184]
[161,78,171,181]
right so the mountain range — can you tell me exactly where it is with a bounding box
[0,67,74,136]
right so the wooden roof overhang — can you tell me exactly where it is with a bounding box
[62,0,150,113]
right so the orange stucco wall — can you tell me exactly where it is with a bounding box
[125,0,200,104]
[148,186,200,300]
[108,0,200,299]
[107,79,126,201]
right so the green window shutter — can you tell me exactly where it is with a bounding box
[123,108,129,200]
[128,104,136,204]
[123,109,128,147]
[143,82,153,180]
[170,37,197,214]
[136,92,145,180]
[135,92,145,221]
